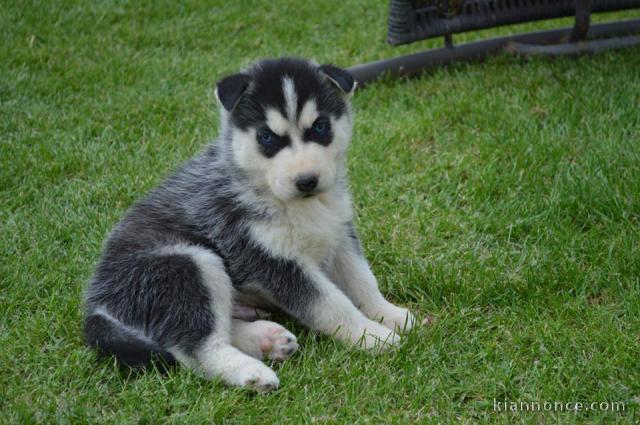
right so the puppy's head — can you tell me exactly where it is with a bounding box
[216,58,356,202]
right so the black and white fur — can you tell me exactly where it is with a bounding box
[84,58,416,391]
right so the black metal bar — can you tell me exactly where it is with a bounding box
[444,33,454,48]
[508,35,640,56]
[348,19,640,85]
[571,0,592,42]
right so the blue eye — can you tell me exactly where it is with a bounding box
[258,129,273,145]
[312,119,329,136]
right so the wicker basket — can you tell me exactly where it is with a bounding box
[388,0,640,45]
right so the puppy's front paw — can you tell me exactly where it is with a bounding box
[381,306,416,332]
[355,320,401,351]
[369,302,416,332]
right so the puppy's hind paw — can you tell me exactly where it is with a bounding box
[231,360,280,392]
[261,326,299,362]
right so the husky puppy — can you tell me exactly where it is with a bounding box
[84,58,415,391]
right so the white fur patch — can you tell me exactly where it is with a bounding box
[231,127,273,190]
[249,187,352,264]
[329,113,352,157]
[265,108,289,136]
[282,76,297,122]
[299,99,318,129]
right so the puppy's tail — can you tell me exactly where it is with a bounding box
[84,309,175,369]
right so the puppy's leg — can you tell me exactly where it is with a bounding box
[231,319,298,361]
[179,334,280,392]
[326,225,416,332]
[303,269,401,349]
[253,261,400,350]
[145,245,279,391]
[235,238,399,350]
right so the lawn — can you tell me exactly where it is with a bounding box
[1,1,639,423]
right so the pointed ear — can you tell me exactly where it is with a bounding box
[319,64,356,95]
[215,73,252,111]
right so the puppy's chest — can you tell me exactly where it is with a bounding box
[250,198,349,264]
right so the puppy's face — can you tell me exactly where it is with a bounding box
[216,59,355,202]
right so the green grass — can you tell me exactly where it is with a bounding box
[2,1,640,423]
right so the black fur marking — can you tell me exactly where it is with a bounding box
[319,64,355,94]
[303,116,333,147]
[216,74,252,112]
[230,58,347,131]
[84,314,176,368]
[257,130,291,158]
[87,252,216,356]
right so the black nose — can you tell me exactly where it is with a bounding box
[295,174,318,193]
